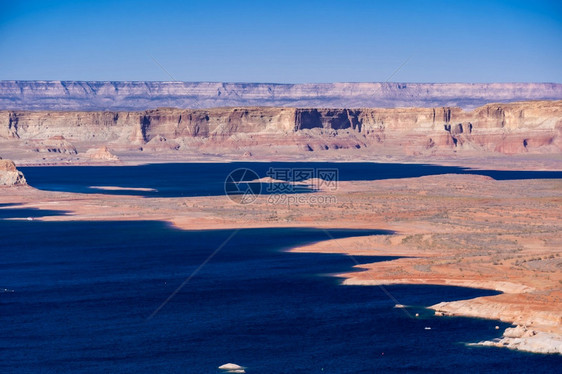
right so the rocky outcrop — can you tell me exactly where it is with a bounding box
[0,158,26,186]
[84,146,120,161]
[1,101,561,155]
[31,136,78,154]
[472,326,562,355]
[431,293,562,355]
[218,363,245,373]
[295,109,362,131]
[1,81,561,111]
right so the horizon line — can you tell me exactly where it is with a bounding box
[1,80,561,85]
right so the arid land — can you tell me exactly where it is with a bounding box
[1,97,561,354]
[1,159,561,354]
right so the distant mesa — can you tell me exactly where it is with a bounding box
[0,157,27,186]
[1,81,561,111]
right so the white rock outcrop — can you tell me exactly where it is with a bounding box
[474,325,562,355]
[218,363,246,373]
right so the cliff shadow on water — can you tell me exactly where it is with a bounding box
[3,215,553,373]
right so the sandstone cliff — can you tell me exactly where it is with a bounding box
[1,81,561,111]
[1,101,560,156]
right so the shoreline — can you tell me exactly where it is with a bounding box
[1,159,561,355]
[2,143,561,171]
[11,154,562,172]
[290,235,562,355]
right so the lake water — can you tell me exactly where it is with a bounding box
[19,162,562,198]
[2,163,561,373]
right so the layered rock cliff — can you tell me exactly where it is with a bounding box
[1,101,560,156]
[1,81,561,111]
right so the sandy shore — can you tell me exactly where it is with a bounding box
[1,159,561,354]
[2,139,562,172]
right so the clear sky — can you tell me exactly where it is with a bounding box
[0,0,560,83]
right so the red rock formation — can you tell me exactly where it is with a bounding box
[1,100,560,155]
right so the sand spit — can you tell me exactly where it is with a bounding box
[89,186,157,192]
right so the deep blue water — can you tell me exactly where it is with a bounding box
[2,163,561,372]
[19,162,562,198]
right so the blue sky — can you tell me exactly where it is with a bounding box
[0,0,560,82]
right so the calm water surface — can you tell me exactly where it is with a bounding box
[19,162,562,198]
[1,163,560,373]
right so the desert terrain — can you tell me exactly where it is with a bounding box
[1,156,561,354]
[1,93,561,355]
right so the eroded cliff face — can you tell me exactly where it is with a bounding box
[1,81,561,111]
[1,101,561,156]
